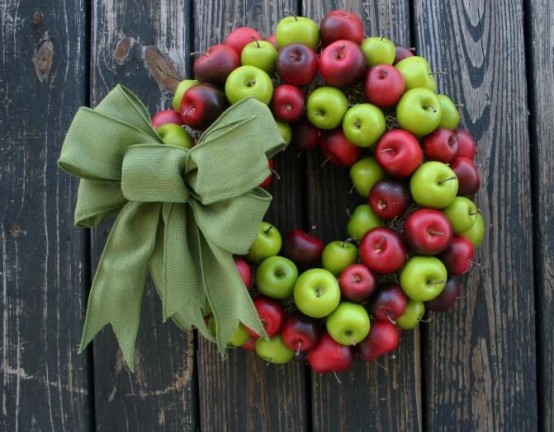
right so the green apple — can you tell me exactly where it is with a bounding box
[256,256,299,299]
[459,212,484,248]
[225,65,274,105]
[400,256,447,301]
[293,268,341,318]
[275,16,320,49]
[306,86,349,130]
[347,204,383,241]
[360,36,396,66]
[395,56,436,91]
[326,302,371,345]
[437,94,460,130]
[443,196,478,234]
[241,40,278,74]
[342,103,387,147]
[172,79,198,111]
[396,88,442,137]
[410,162,459,209]
[255,334,294,364]
[229,323,251,347]
[321,240,359,276]
[275,119,292,145]
[396,299,425,330]
[246,221,282,264]
[350,157,386,197]
[156,123,194,149]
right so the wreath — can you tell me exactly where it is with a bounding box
[58,10,483,373]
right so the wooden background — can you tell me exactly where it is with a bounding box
[1,0,552,430]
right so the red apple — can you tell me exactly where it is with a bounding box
[375,129,423,178]
[307,331,353,373]
[290,119,320,150]
[246,296,285,338]
[439,235,475,276]
[455,129,477,160]
[320,129,362,167]
[193,44,240,88]
[319,10,365,45]
[242,336,256,351]
[338,264,376,302]
[357,319,401,361]
[234,256,252,289]
[370,284,408,321]
[271,84,305,123]
[281,312,321,352]
[151,109,184,128]
[266,33,278,49]
[224,27,263,56]
[404,208,453,255]
[276,43,319,86]
[359,227,407,274]
[282,229,324,269]
[394,45,415,64]
[364,64,405,109]
[319,40,366,88]
[258,159,274,189]
[422,128,459,163]
[425,277,461,312]
[450,157,481,196]
[368,179,411,221]
[179,83,229,131]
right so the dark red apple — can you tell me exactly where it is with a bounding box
[276,44,319,86]
[245,296,285,338]
[151,109,184,128]
[364,65,405,109]
[234,257,252,289]
[266,33,278,49]
[282,229,324,269]
[368,179,411,221]
[375,129,423,178]
[271,84,305,123]
[359,227,407,274]
[193,44,240,88]
[357,320,401,361]
[422,128,459,163]
[179,83,229,131]
[242,336,256,351]
[455,129,476,160]
[224,27,263,56]
[319,10,365,45]
[258,159,274,189]
[281,312,321,352]
[425,277,461,312]
[307,331,353,373]
[339,263,376,302]
[450,157,481,196]
[320,129,362,167]
[319,40,366,88]
[291,119,320,150]
[394,45,415,64]
[404,208,453,255]
[439,235,475,276]
[370,284,408,321]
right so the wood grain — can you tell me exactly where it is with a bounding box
[90,1,197,430]
[302,2,421,431]
[0,1,92,430]
[414,1,538,430]
[193,2,310,431]
[528,1,554,431]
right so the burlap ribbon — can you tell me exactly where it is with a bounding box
[58,85,285,371]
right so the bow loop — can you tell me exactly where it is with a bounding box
[121,144,190,203]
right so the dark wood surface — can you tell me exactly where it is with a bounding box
[0,0,550,431]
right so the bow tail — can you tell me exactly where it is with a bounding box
[189,223,266,354]
[78,201,161,372]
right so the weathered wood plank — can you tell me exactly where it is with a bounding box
[0,1,92,430]
[90,1,197,430]
[193,2,310,431]
[414,1,538,430]
[528,1,554,430]
[302,2,421,431]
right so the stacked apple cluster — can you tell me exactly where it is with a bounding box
[151,11,484,373]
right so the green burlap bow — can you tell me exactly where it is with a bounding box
[58,85,285,371]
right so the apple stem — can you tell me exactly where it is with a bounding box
[438,176,457,185]
[190,51,208,58]
[349,185,355,195]
[296,343,302,356]
[424,105,437,113]
[374,360,389,371]
[341,238,358,247]
[284,9,298,20]
[332,371,343,385]
[321,156,332,167]
[430,70,448,76]
[469,210,479,216]
[271,167,281,181]
[345,208,352,218]
[386,313,396,325]
[296,149,305,158]
[264,225,273,234]
[427,280,447,285]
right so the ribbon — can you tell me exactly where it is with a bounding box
[58,85,285,371]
